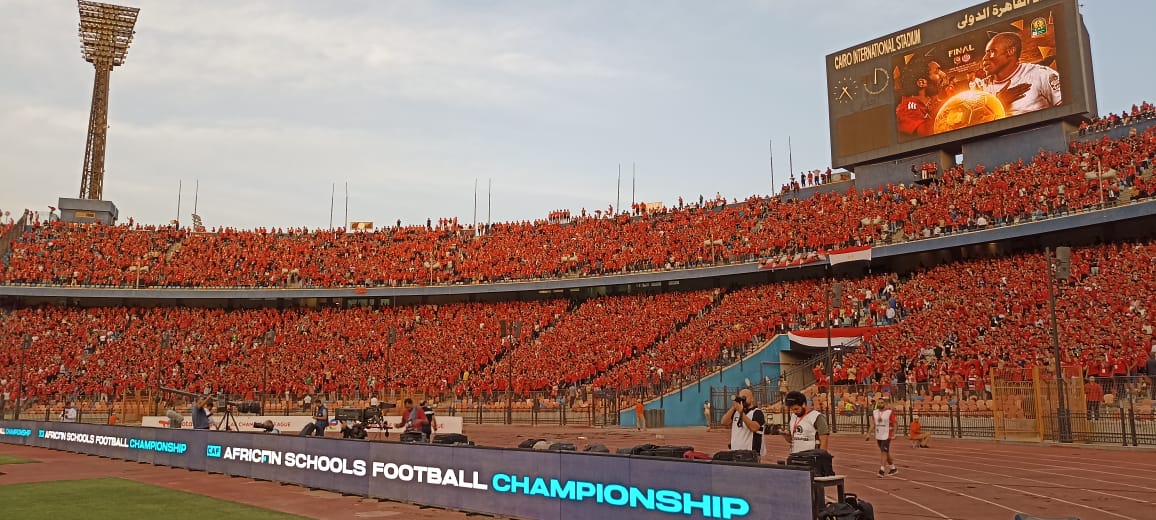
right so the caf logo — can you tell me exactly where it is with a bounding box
[1030,17,1048,38]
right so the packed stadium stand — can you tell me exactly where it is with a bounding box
[2,124,1153,289]
[2,116,1156,433]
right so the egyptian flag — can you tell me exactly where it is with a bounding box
[826,245,872,266]
[788,326,877,350]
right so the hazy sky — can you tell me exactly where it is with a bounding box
[2,1,1152,230]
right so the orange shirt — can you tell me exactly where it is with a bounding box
[635,403,644,416]
[909,421,922,438]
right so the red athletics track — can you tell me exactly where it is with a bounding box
[2,425,1154,519]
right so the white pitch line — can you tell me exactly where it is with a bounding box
[860,483,952,519]
[839,451,1141,520]
[987,482,1139,520]
[890,448,1154,503]
[844,465,1020,517]
[934,442,1156,478]
[894,447,1156,495]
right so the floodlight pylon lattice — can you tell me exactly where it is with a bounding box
[77,0,139,201]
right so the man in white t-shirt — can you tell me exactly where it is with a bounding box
[981,32,1061,116]
[865,399,898,477]
[723,389,765,457]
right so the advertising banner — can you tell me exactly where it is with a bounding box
[0,420,812,520]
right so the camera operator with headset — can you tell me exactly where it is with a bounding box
[723,388,766,458]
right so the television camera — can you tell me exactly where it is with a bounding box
[334,403,395,439]
[159,386,245,431]
[252,420,280,433]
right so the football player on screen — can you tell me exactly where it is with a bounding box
[980,32,1061,115]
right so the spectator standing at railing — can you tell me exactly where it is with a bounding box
[1084,377,1104,420]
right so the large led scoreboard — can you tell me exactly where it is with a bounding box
[826,0,1096,169]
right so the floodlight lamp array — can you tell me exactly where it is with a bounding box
[77,0,139,68]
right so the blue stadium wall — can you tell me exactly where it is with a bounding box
[620,335,790,428]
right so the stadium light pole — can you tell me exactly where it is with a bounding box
[154,331,168,416]
[502,320,521,425]
[17,334,31,420]
[1046,247,1073,443]
[826,277,841,434]
[77,1,140,200]
[262,330,275,415]
[387,328,396,401]
[1097,159,1105,208]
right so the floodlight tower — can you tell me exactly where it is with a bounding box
[77,0,138,202]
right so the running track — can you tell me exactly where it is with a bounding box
[822,436,1156,520]
[2,425,1153,519]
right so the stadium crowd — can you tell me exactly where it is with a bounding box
[2,123,1151,289]
[0,273,899,405]
[841,241,1155,403]
[1078,101,1156,135]
[1,240,1153,417]
[2,110,1156,425]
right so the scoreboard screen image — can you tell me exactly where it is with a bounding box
[826,0,1096,168]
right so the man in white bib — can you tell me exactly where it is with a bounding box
[865,399,898,477]
[780,391,829,454]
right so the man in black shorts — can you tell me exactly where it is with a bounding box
[864,399,898,477]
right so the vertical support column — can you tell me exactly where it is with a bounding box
[81,64,112,200]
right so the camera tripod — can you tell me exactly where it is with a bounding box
[214,404,240,432]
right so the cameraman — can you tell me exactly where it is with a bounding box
[420,401,437,443]
[397,398,429,441]
[191,396,214,430]
[723,389,765,457]
[311,399,329,437]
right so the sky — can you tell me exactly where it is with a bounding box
[2,0,1153,230]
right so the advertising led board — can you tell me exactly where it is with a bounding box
[0,420,813,520]
[826,0,1096,168]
